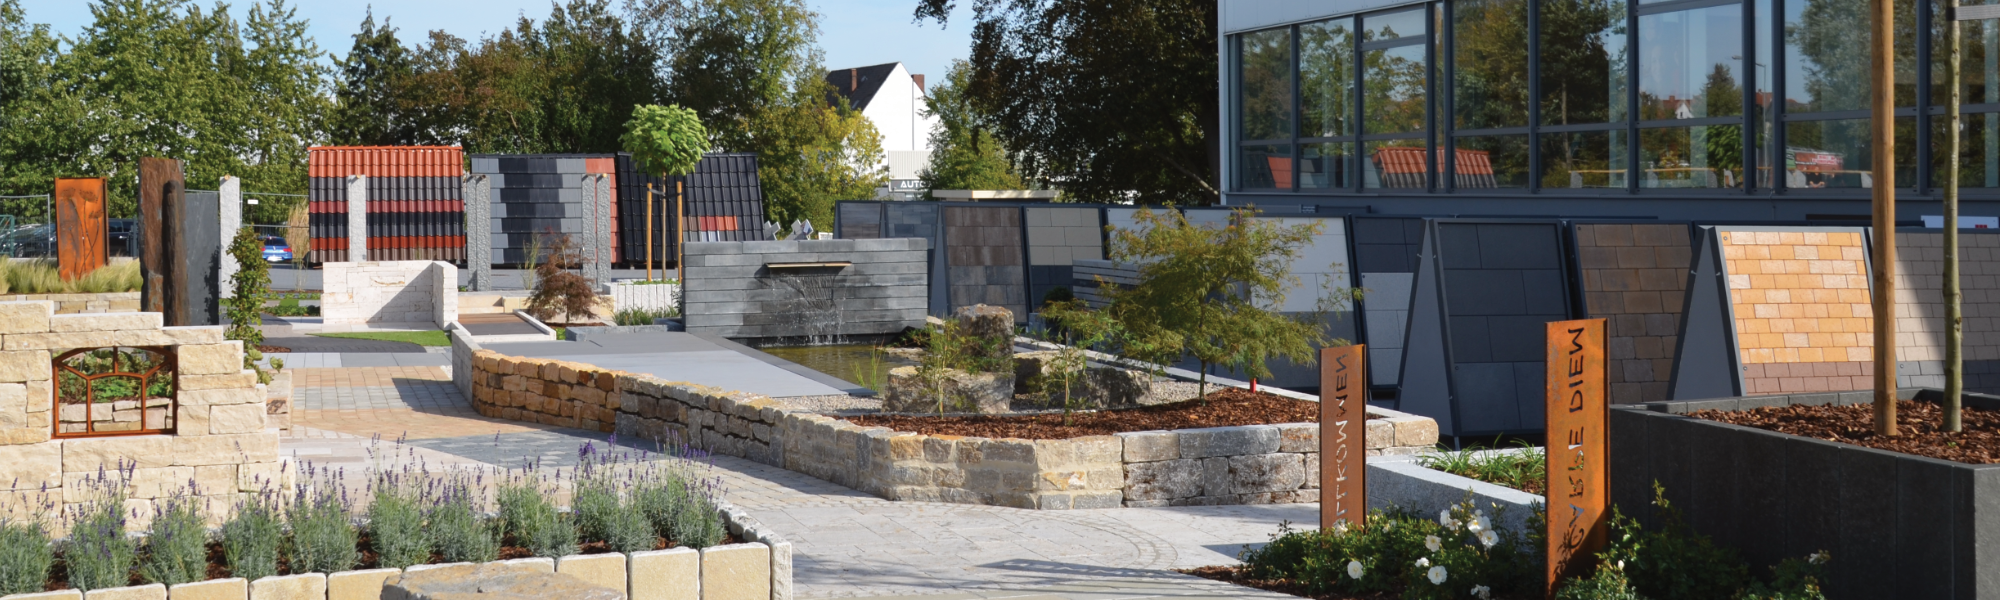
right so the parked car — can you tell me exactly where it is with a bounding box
[262,236,291,262]
[0,224,53,257]
[108,219,135,257]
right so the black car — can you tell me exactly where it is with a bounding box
[108,219,135,256]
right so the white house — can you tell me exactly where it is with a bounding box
[826,62,939,200]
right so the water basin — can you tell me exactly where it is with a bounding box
[759,344,916,392]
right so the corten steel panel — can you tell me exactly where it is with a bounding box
[1573,223,1696,404]
[1715,228,1874,395]
[1545,318,1609,596]
[138,157,183,317]
[54,178,108,280]
[1319,344,1367,530]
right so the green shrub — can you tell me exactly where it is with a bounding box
[1610,483,1749,600]
[497,473,576,558]
[613,306,678,326]
[285,468,358,575]
[1240,498,1540,600]
[224,228,272,383]
[63,469,136,591]
[0,512,54,595]
[427,476,499,563]
[1416,440,1548,494]
[220,491,283,581]
[138,490,207,586]
[367,479,429,569]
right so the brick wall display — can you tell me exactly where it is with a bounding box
[1889,230,2000,391]
[454,328,1441,510]
[0,301,285,528]
[943,206,1027,319]
[307,146,466,263]
[321,261,459,328]
[1023,207,1105,308]
[680,238,929,341]
[1718,229,1874,394]
[1574,223,1694,404]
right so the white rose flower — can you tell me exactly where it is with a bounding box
[1472,584,1492,599]
[1384,521,1395,531]
[1347,560,1365,580]
[1427,565,1449,585]
[1415,557,1431,568]
[1439,509,1456,529]
[1808,551,1828,565]
[1425,535,1442,552]
[1333,520,1349,535]
[1478,529,1499,548]
[1475,515,1492,532]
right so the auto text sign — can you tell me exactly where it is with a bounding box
[1319,344,1367,530]
[1546,319,1608,597]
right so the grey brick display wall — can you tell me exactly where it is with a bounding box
[681,238,930,341]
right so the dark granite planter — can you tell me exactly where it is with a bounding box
[1611,390,2000,600]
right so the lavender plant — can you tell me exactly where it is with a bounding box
[496,468,575,558]
[285,467,358,574]
[366,477,429,569]
[220,490,283,581]
[0,492,55,595]
[427,473,499,563]
[138,487,207,586]
[572,443,655,553]
[64,467,136,591]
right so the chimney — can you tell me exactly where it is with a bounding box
[850,68,858,92]
[913,74,925,91]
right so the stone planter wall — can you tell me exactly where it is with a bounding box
[321,261,457,328]
[0,292,140,314]
[454,327,1442,510]
[0,301,287,527]
[1611,390,2000,600]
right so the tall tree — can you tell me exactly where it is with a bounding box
[0,0,80,219]
[330,10,414,147]
[756,80,888,229]
[235,0,328,222]
[638,0,822,152]
[916,0,1218,205]
[918,59,1023,195]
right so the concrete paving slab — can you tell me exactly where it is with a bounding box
[485,333,846,398]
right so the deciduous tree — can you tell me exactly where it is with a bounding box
[918,60,1023,195]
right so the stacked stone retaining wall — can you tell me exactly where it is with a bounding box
[0,291,140,314]
[455,329,1441,509]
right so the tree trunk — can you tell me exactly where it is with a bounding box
[1872,0,1901,437]
[1947,0,1966,432]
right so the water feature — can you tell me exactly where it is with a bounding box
[760,344,916,391]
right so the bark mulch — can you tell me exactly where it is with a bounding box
[844,387,1338,440]
[1178,566,1399,600]
[1692,399,2000,464]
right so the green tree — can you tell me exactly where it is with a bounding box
[1102,208,1335,400]
[916,0,1218,205]
[329,10,415,147]
[755,82,888,230]
[918,60,1023,195]
[639,0,821,152]
[622,104,711,177]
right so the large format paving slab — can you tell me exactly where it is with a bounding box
[484,332,851,398]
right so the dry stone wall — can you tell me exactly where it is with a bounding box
[0,301,285,527]
[0,292,140,314]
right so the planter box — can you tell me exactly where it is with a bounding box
[1610,390,2000,600]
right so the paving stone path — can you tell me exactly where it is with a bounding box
[285,364,1305,599]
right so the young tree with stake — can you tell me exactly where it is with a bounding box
[620,104,710,282]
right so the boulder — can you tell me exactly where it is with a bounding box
[1012,350,1061,395]
[884,365,1013,414]
[383,563,623,600]
[953,304,1015,363]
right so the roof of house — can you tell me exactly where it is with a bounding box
[825,62,901,111]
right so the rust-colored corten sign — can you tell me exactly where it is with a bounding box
[53,177,107,281]
[1546,318,1609,597]
[1319,344,1367,530]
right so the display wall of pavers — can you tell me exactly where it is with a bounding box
[0,301,285,525]
[320,261,458,328]
[0,291,140,314]
[452,328,1440,509]
[1574,223,1693,404]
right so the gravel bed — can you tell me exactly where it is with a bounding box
[774,393,883,414]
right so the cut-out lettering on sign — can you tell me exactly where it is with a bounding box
[1545,319,1608,597]
[1320,344,1367,530]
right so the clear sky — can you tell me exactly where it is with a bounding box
[18,0,972,83]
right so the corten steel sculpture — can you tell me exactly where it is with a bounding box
[1545,318,1608,598]
[138,157,189,324]
[1319,344,1368,531]
[53,177,108,281]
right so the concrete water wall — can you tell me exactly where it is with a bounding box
[681,238,928,341]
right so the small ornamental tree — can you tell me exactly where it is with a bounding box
[223,227,273,382]
[526,234,600,325]
[1040,298,1121,425]
[1103,208,1338,401]
[621,104,710,180]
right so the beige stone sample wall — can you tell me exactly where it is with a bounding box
[0,301,284,526]
[0,292,140,314]
[320,261,457,328]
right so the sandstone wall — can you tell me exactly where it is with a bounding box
[0,301,285,526]
[321,261,457,328]
[0,292,140,314]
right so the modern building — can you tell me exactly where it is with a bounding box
[1216,0,2000,220]
[827,62,941,200]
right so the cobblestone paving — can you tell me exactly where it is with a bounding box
[286,366,1301,600]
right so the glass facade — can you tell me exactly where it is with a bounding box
[1230,0,1959,195]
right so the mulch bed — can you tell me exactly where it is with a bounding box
[257,345,291,353]
[1178,566,1399,600]
[844,387,1335,439]
[1692,399,2000,464]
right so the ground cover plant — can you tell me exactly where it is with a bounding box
[312,330,451,347]
[264,297,317,317]
[0,258,141,295]
[847,387,1338,439]
[0,438,734,592]
[1415,441,1548,495]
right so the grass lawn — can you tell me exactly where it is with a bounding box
[311,330,451,347]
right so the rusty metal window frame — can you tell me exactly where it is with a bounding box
[51,346,178,438]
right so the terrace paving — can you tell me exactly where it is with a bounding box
[283,364,1303,599]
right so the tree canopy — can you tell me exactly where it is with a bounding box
[918,60,1024,195]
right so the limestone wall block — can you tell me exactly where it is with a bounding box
[1365,419,1395,449]
[65,435,174,471]
[556,552,628,593]
[1,588,77,599]
[325,568,401,600]
[248,573,325,600]
[167,577,246,600]
[0,301,54,334]
[177,342,245,376]
[0,441,61,490]
[123,466,196,498]
[182,388,262,407]
[177,405,212,436]
[179,372,258,391]
[193,464,236,496]
[25,380,50,412]
[0,350,51,382]
[493,557,556,574]
[699,543,771,600]
[159,326,225,345]
[48,313,162,333]
[209,403,268,434]
[171,432,279,467]
[1387,416,1440,448]
[2,425,49,445]
[3,331,119,351]
[79,583,165,600]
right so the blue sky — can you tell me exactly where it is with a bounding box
[18,1,972,83]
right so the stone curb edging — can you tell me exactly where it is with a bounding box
[1366,454,1544,535]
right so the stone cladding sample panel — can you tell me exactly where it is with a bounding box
[1719,229,1873,394]
[1575,223,1694,404]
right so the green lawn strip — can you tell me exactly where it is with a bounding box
[311,330,451,347]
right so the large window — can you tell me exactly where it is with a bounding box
[1231,0,1940,195]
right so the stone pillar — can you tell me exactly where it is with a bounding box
[589,174,614,285]
[218,176,240,298]
[464,174,491,291]
[346,174,368,262]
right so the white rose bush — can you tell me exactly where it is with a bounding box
[1236,496,1539,599]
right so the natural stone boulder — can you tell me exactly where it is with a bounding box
[953,304,1015,363]
[383,563,623,600]
[1012,350,1061,395]
[884,365,1013,414]
[1089,367,1155,407]
[1013,351,1158,410]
